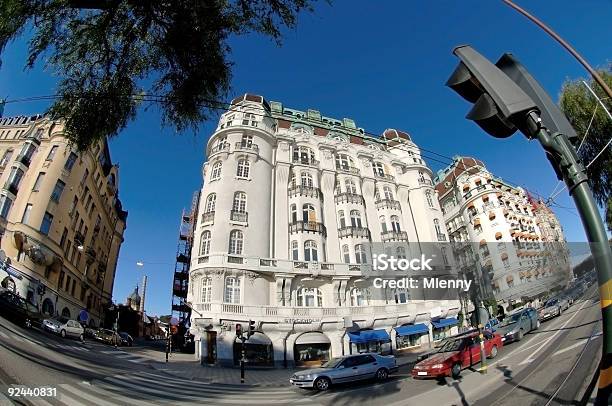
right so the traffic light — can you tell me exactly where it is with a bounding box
[247,320,256,338]
[446,45,538,138]
[235,323,242,337]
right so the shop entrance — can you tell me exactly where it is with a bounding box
[233,332,273,366]
[205,331,217,364]
[294,332,331,366]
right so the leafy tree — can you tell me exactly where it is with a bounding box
[559,68,612,231]
[0,0,320,150]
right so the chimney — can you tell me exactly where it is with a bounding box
[140,275,147,317]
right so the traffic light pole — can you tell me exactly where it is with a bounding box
[526,111,612,405]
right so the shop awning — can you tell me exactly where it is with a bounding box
[432,318,458,329]
[295,332,330,345]
[473,218,481,227]
[348,329,390,343]
[395,324,428,336]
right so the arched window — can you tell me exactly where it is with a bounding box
[380,215,387,233]
[395,288,409,304]
[338,210,346,228]
[418,171,425,183]
[290,204,297,223]
[344,178,357,194]
[335,154,354,171]
[205,193,216,212]
[296,287,322,307]
[201,277,212,302]
[224,277,241,303]
[290,173,297,189]
[391,215,401,232]
[293,146,316,165]
[210,161,222,181]
[200,231,211,255]
[426,191,434,208]
[355,244,367,264]
[350,288,367,307]
[433,219,442,235]
[372,162,385,177]
[303,204,316,223]
[300,171,313,187]
[396,246,407,259]
[350,210,362,228]
[236,159,250,178]
[61,307,71,318]
[232,192,247,213]
[41,298,54,316]
[342,244,350,263]
[383,186,394,200]
[229,230,243,255]
[304,240,318,262]
[291,240,299,260]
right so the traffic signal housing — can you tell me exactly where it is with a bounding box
[247,320,256,338]
[235,323,242,337]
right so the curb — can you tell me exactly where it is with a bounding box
[151,363,286,388]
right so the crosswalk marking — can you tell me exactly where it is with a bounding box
[0,330,8,339]
[60,383,123,406]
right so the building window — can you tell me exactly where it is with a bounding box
[45,146,58,161]
[240,135,254,147]
[335,154,354,171]
[293,146,316,165]
[201,277,212,302]
[391,215,401,232]
[342,244,350,263]
[433,219,442,234]
[383,186,394,200]
[8,167,25,189]
[64,152,78,171]
[441,247,449,265]
[372,162,385,177]
[236,159,250,178]
[380,215,387,232]
[426,191,434,208]
[296,287,322,307]
[0,149,13,167]
[21,204,33,224]
[291,240,299,260]
[40,212,54,235]
[290,204,297,223]
[300,171,313,187]
[338,210,346,228]
[355,244,367,264]
[60,228,68,249]
[205,193,216,213]
[304,240,318,262]
[418,171,426,183]
[350,288,367,306]
[228,230,243,255]
[50,180,66,203]
[302,204,316,223]
[224,277,241,304]
[502,257,510,268]
[200,231,211,255]
[345,178,357,194]
[350,210,362,228]
[395,288,409,304]
[290,173,297,189]
[32,172,45,191]
[397,246,407,259]
[80,169,89,186]
[232,192,247,213]
[210,161,222,181]
[0,195,12,219]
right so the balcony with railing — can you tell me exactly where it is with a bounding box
[289,221,327,236]
[437,233,447,242]
[375,198,401,210]
[230,210,248,223]
[374,172,395,181]
[201,211,215,224]
[288,185,322,200]
[335,165,360,175]
[292,156,320,167]
[417,178,432,186]
[234,142,259,153]
[334,192,364,205]
[338,226,370,239]
[381,230,408,242]
[208,143,230,156]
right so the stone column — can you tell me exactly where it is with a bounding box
[321,169,340,262]
[273,162,291,259]
[362,177,381,241]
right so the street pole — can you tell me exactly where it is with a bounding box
[525,112,612,405]
[240,336,246,383]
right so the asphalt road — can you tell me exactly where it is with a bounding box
[0,284,602,405]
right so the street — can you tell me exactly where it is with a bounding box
[0,286,601,406]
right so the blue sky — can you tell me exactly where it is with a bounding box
[1,1,610,316]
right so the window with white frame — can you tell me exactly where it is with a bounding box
[201,277,212,302]
[300,171,313,187]
[342,244,350,263]
[350,288,368,306]
[338,210,346,228]
[224,277,241,303]
[236,159,250,178]
[355,244,367,264]
[380,215,387,232]
[304,240,318,262]
[290,204,297,223]
[232,192,247,213]
[345,178,357,194]
[242,114,257,127]
[383,186,394,200]
[433,218,442,234]
[350,210,362,228]
[293,146,316,165]
[335,153,354,171]
[290,173,297,188]
[210,162,222,181]
[397,246,407,259]
[395,288,409,304]
[391,215,401,232]
[372,162,385,176]
[303,204,316,223]
[205,193,216,212]
[296,287,322,307]
[426,191,434,208]
[441,247,449,265]
[200,231,211,255]
[228,230,243,255]
[241,134,254,148]
[291,240,299,260]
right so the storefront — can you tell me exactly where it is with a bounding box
[233,332,274,366]
[294,332,331,366]
[348,329,392,355]
[394,323,429,350]
[432,317,458,341]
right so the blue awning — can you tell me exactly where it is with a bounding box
[348,329,390,344]
[432,317,458,329]
[395,323,429,336]
[2,266,23,280]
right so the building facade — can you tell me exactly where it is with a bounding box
[433,157,570,307]
[0,114,127,327]
[188,94,460,368]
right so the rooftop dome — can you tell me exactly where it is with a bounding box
[381,128,412,142]
[230,93,270,111]
[128,287,141,304]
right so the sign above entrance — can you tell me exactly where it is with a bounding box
[283,318,320,325]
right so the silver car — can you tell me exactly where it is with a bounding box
[42,317,84,341]
[289,353,398,391]
[496,307,539,343]
[539,297,569,322]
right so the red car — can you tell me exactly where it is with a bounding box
[411,331,503,379]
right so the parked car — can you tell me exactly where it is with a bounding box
[42,317,84,341]
[84,327,98,339]
[118,332,133,347]
[0,288,44,328]
[94,329,120,346]
[485,317,500,332]
[495,307,539,343]
[539,297,568,321]
[290,353,398,391]
[411,331,503,379]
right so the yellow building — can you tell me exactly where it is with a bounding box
[0,114,127,327]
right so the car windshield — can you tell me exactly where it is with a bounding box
[54,317,69,324]
[438,338,463,352]
[502,313,522,325]
[545,300,558,307]
[119,333,129,338]
[321,357,344,368]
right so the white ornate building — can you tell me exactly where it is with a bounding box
[188,94,460,368]
[434,157,570,307]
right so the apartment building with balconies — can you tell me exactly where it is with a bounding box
[187,94,460,368]
[0,114,127,327]
[433,157,569,307]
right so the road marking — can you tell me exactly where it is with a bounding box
[57,390,89,406]
[519,298,591,365]
[78,381,154,406]
[60,383,119,406]
[0,330,8,339]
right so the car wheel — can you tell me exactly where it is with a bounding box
[24,319,31,328]
[376,368,389,381]
[60,329,66,338]
[79,334,84,342]
[517,329,524,341]
[451,363,462,379]
[535,320,541,330]
[488,345,498,359]
[313,377,331,391]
